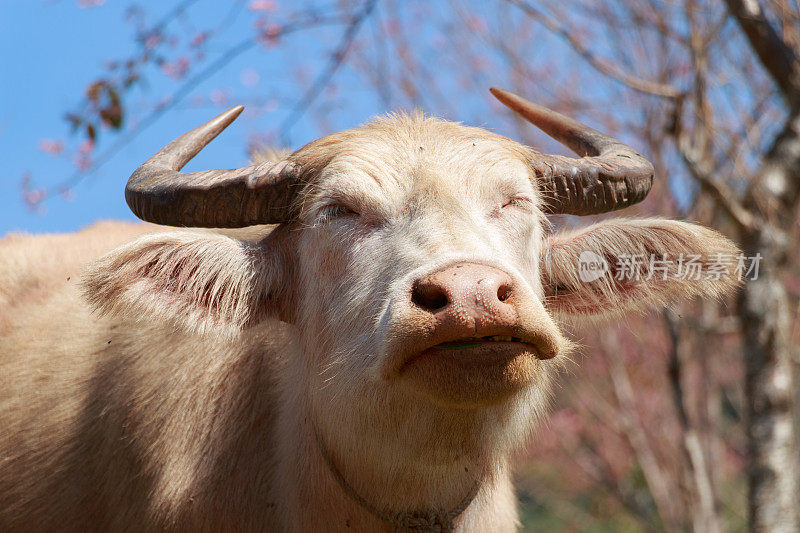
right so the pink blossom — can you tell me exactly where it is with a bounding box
[249,0,278,12]
[74,140,95,171]
[257,22,283,46]
[240,68,260,88]
[144,33,161,49]
[209,90,229,106]
[38,139,65,156]
[78,139,95,154]
[24,190,44,204]
[466,15,487,33]
[190,32,208,48]
[21,173,47,213]
[382,19,400,37]
[161,57,190,79]
[263,98,279,113]
[469,54,490,72]
[75,152,93,171]
[60,188,75,202]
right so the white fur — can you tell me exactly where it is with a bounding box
[0,114,740,531]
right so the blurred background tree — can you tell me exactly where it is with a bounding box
[5,0,799,530]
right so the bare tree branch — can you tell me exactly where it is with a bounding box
[725,0,800,108]
[664,309,722,533]
[502,0,681,99]
[602,335,684,532]
[278,0,377,145]
[747,109,800,220]
[672,5,762,232]
[147,0,204,39]
[37,13,346,202]
[671,113,758,231]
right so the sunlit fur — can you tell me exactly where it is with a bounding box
[0,113,740,531]
[83,229,291,336]
[542,218,741,320]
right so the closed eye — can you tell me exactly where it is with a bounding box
[502,195,534,211]
[318,203,359,224]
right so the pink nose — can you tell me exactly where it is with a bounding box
[411,262,515,321]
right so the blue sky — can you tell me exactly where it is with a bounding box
[0,0,697,236]
[0,0,390,234]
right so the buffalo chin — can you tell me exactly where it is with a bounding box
[399,342,541,408]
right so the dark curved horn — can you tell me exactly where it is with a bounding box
[125,106,299,228]
[490,87,654,215]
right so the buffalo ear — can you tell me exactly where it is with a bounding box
[541,218,742,321]
[82,229,292,336]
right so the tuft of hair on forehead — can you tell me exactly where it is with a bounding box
[285,110,535,177]
[363,110,535,157]
[250,146,292,164]
[256,111,544,222]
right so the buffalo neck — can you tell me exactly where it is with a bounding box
[273,375,518,530]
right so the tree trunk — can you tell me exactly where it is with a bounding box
[739,229,799,532]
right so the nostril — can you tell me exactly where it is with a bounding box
[497,283,512,302]
[412,282,449,312]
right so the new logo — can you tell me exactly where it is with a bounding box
[578,251,609,282]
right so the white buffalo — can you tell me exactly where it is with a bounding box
[0,88,739,531]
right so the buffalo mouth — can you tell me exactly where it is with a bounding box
[396,335,543,407]
[434,335,524,350]
[400,334,539,373]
